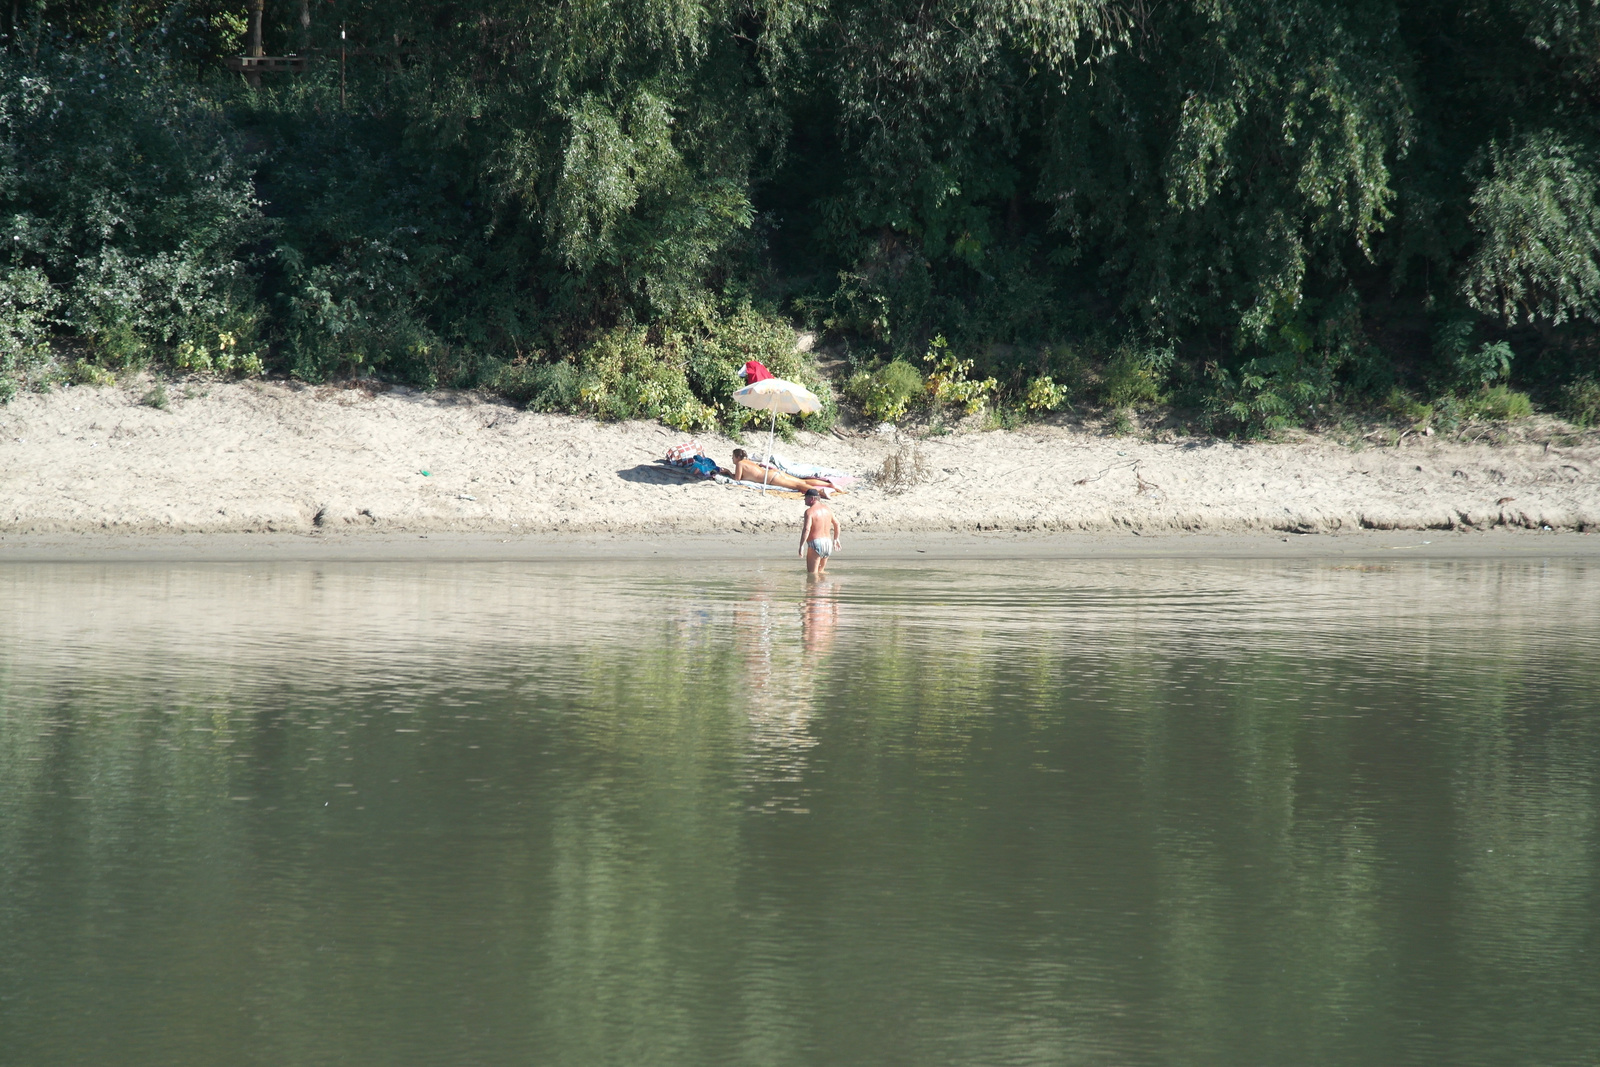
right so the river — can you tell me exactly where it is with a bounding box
[1,558,1596,1066]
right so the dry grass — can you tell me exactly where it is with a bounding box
[874,440,931,494]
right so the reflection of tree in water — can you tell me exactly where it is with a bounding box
[4,562,1600,1064]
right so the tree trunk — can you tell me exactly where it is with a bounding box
[245,0,264,87]
[247,0,264,56]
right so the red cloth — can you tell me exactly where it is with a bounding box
[740,360,774,384]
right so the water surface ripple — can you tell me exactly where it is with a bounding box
[1,559,1597,1067]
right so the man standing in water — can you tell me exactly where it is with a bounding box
[799,488,841,576]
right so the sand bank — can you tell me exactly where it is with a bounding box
[2,378,1597,543]
[1,528,1597,564]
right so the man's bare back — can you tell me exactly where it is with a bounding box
[799,491,841,575]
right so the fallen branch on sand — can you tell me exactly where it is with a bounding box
[1074,458,1141,485]
[1135,464,1163,497]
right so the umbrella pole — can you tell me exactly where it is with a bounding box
[761,408,776,495]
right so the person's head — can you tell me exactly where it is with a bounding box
[804,489,820,506]
[732,448,747,462]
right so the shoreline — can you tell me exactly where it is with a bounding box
[2,527,1596,564]
[3,379,1597,544]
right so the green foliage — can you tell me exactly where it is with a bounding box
[1041,1,1410,340]
[921,336,996,415]
[1203,360,1304,437]
[1100,343,1174,411]
[0,266,59,400]
[495,361,582,414]
[1561,375,1600,425]
[174,329,263,376]
[0,41,263,373]
[1456,341,1514,390]
[1203,344,1343,437]
[1385,389,1434,426]
[496,302,830,432]
[1559,376,1600,426]
[1465,132,1600,328]
[673,302,833,431]
[846,360,924,423]
[1024,376,1069,413]
[1200,293,1378,435]
[1387,383,1536,429]
[6,0,1600,430]
[67,359,117,387]
[573,326,717,430]
[1462,385,1534,420]
[1429,393,1466,433]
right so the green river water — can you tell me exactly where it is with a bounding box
[1,558,1597,1066]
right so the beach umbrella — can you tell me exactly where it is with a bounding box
[732,377,822,494]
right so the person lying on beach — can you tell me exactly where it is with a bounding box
[729,449,833,493]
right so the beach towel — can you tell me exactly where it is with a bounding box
[765,451,859,489]
[712,473,804,498]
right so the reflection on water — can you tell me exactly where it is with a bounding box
[1,558,1598,1067]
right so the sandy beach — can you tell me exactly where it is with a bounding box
[2,378,1597,550]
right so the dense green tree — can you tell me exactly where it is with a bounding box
[3,0,1599,430]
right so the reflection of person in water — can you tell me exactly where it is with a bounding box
[801,578,839,660]
[735,584,819,800]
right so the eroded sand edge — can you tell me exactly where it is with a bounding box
[3,379,1596,539]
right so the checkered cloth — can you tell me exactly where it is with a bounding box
[665,440,704,467]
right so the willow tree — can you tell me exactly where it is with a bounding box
[6,0,1600,415]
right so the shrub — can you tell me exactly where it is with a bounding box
[496,304,831,433]
[1464,131,1600,327]
[1024,375,1069,412]
[173,329,263,377]
[0,44,264,371]
[573,326,717,430]
[1100,343,1173,409]
[0,266,59,401]
[1463,385,1534,421]
[674,302,834,432]
[1559,376,1600,426]
[1455,341,1514,389]
[1203,355,1322,436]
[1341,343,1395,398]
[922,336,996,414]
[67,360,117,387]
[140,381,170,410]
[1384,389,1433,425]
[846,360,924,423]
[1431,393,1465,433]
[1039,344,1092,402]
[496,361,581,413]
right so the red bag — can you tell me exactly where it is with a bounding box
[740,360,774,384]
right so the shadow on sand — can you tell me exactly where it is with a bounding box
[615,463,706,486]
